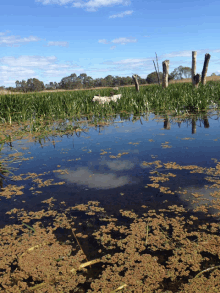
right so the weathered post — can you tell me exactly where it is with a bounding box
[201,53,211,85]
[192,51,197,87]
[162,60,170,89]
[194,74,201,88]
[192,51,200,88]
[132,74,139,92]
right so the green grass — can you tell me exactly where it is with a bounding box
[0,81,219,131]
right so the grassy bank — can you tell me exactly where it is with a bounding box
[1,80,220,123]
[0,80,219,145]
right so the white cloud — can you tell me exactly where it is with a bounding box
[101,58,152,71]
[73,0,131,12]
[98,39,109,44]
[99,37,137,46]
[0,66,38,86]
[46,41,69,47]
[43,67,84,77]
[0,33,41,47]
[160,49,218,59]
[176,184,220,215]
[161,50,193,59]
[0,55,84,87]
[0,56,57,67]
[0,30,11,36]
[110,46,116,50]
[54,166,135,189]
[109,10,133,18]
[54,158,139,190]
[36,0,73,4]
[100,159,135,171]
[112,37,137,45]
[36,0,131,11]
[111,58,151,64]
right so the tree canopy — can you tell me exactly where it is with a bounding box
[10,65,216,93]
[13,73,147,93]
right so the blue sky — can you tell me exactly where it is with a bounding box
[1,0,220,88]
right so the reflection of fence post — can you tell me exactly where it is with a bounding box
[192,117,196,134]
[192,51,200,88]
[132,75,139,92]
[201,53,211,85]
[162,60,169,89]
[164,118,171,129]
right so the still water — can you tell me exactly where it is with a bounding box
[1,108,220,226]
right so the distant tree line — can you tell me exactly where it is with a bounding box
[2,66,219,93]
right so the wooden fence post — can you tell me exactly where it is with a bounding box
[132,75,139,92]
[162,60,169,89]
[194,74,200,88]
[201,53,211,85]
[192,51,196,87]
[192,51,200,88]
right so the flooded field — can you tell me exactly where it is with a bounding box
[1,83,220,292]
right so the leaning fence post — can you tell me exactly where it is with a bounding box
[201,53,211,85]
[132,75,139,92]
[162,60,169,89]
[192,51,200,88]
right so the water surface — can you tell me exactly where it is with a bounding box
[1,109,220,226]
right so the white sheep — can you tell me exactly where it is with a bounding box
[92,94,122,105]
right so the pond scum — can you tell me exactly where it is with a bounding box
[0,81,220,292]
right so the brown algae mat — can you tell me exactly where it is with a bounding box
[1,156,220,292]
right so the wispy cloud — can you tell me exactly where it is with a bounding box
[112,37,137,45]
[55,158,138,189]
[101,58,152,71]
[35,0,73,5]
[160,49,217,59]
[0,55,84,86]
[161,50,194,59]
[107,58,151,65]
[45,41,69,47]
[98,39,109,44]
[110,46,116,50]
[0,56,57,67]
[109,10,133,18]
[99,37,137,46]
[36,0,131,12]
[73,0,131,12]
[0,31,41,47]
[0,30,11,36]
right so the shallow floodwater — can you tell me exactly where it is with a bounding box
[1,108,220,226]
